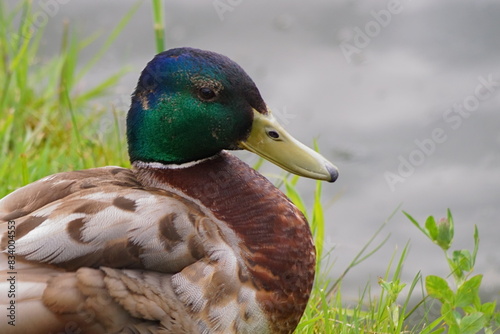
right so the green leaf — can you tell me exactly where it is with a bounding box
[480,301,496,317]
[472,225,479,267]
[446,208,455,241]
[459,312,486,334]
[403,211,430,238]
[425,215,439,242]
[448,325,460,334]
[426,275,455,303]
[463,305,479,314]
[456,275,482,308]
[452,249,473,272]
[441,301,459,327]
[494,312,500,326]
[379,278,406,296]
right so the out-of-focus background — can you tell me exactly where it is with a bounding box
[16,0,500,300]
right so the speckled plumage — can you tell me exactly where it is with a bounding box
[0,47,336,333]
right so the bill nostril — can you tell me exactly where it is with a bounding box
[267,130,280,139]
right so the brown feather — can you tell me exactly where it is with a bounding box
[134,151,316,333]
[0,152,315,333]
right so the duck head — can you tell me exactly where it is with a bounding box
[127,47,338,182]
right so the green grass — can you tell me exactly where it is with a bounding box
[1,1,499,333]
[0,1,141,197]
[285,181,426,334]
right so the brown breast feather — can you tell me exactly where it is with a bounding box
[135,152,316,334]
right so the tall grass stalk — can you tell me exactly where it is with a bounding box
[151,0,165,53]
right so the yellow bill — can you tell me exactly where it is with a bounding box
[239,109,338,182]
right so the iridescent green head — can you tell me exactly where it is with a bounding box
[127,47,338,182]
[127,47,265,164]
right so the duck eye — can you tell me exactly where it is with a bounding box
[198,87,217,101]
[267,130,280,139]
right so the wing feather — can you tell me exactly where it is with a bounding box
[0,166,268,333]
[1,168,203,272]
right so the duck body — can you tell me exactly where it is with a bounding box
[0,48,337,333]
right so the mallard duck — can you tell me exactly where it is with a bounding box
[0,47,338,334]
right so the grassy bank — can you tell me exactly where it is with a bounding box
[0,1,138,197]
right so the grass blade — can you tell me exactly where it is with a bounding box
[75,0,142,82]
[151,0,165,53]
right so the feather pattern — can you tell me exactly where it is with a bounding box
[0,152,314,333]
